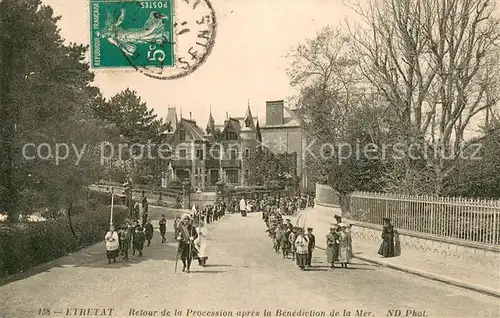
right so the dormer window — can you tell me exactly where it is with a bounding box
[179,130,186,141]
[245,117,252,128]
[227,131,238,140]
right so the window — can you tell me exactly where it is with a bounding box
[210,170,220,184]
[179,149,187,158]
[245,117,252,128]
[227,131,238,140]
[245,148,250,159]
[196,149,204,160]
[229,149,238,160]
[179,130,186,141]
[245,169,249,179]
[176,170,189,182]
[212,149,220,159]
[210,145,220,159]
[226,170,239,184]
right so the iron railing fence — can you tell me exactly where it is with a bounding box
[349,192,500,246]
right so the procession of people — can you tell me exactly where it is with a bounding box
[263,200,355,270]
[105,191,372,272]
[104,192,228,270]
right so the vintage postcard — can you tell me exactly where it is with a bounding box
[0,0,499,317]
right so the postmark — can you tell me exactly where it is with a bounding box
[89,0,217,80]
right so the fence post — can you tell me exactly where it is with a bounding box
[385,199,388,219]
[430,196,435,235]
[493,206,498,245]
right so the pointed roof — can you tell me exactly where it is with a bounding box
[244,101,256,129]
[178,118,207,141]
[256,119,262,142]
[221,117,242,137]
[206,106,215,135]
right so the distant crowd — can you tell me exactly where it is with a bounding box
[103,193,316,266]
[263,201,353,270]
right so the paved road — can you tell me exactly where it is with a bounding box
[0,208,498,318]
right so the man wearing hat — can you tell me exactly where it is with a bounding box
[176,214,199,272]
[284,219,293,232]
[378,217,395,257]
[305,228,315,267]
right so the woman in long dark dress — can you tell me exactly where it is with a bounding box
[378,217,395,257]
[326,225,340,268]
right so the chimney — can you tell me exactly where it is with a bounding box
[266,100,284,125]
[189,112,192,121]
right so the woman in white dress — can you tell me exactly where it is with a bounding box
[195,217,209,266]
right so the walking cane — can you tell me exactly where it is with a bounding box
[174,242,180,273]
[187,227,193,270]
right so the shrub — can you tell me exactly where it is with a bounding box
[0,205,128,278]
[154,200,182,209]
[88,190,127,206]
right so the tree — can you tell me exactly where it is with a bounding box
[93,89,168,185]
[287,26,386,194]
[445,118,500,198]
[0,0,110,220]
[94,88,166,144]
[346,0,500,194]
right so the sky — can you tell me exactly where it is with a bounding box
[42,0,497,137]
[43,0,356,126]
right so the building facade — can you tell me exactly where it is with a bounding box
[260,100,311,193]
[161,106,260,190]
[161,100,311,192]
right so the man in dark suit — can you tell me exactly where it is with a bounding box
[306,227,315,267]
[176,215,199,273]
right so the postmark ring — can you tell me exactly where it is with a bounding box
[90,0,217,80]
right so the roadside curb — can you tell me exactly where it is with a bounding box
[313,244,500,299]
[353,253,500,299]
[292,211,500,299]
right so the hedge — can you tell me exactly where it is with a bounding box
[0,204,128,278]
[153,200,182,209]
[88,189,127,206]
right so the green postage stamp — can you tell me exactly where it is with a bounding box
[90,0,174,68]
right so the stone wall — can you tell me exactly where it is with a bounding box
[189,192,217,209]
[349,221,500,270]
[315,183,340,207]
[313,183,500,270]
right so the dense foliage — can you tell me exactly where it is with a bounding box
[252,149,299,188]
[0,0,116,221]
[287,1,500,198]
[0,1,170,222]
[92,89,170,187]
[0,204,128,277]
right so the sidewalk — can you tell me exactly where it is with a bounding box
[292,208,500,298]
